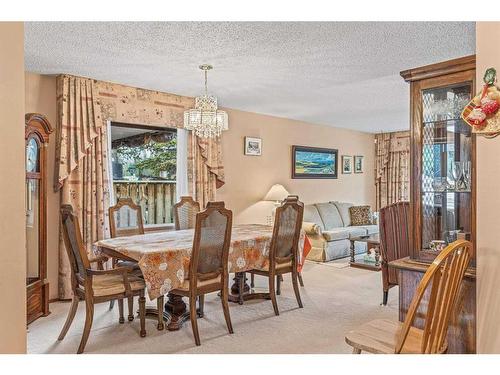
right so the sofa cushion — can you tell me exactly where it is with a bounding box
[315,203,344,230]
[345,226,368,238]
[303,204,325,230]
[357,224,379,235]
[331,201,354,226]
[322,228,351,241]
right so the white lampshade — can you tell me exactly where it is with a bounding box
[263,184,290,202]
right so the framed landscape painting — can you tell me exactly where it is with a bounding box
[292,145,338,179]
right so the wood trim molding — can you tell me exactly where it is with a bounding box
[400,55,476,82]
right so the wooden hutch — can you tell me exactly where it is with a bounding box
[390,55,477,353]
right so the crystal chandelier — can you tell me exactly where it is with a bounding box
[184,64,228,138]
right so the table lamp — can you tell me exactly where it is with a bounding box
[263,184,290,225]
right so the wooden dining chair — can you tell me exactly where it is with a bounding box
[170,201,233,346]
[173,195,200,230]
[59,204,147,354]
[345,240,472,354]
[248,195,304,316]
[379,201,411,305]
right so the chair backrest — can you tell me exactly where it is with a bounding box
[379,201,411,286]
[109,198,145,238]
[60,204,91,287]
[189,201,232,283]
[174,196,201,230]
[395,240,473,354]
[379,201,411,262]
[270,195,304,266]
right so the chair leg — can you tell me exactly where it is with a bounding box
[269,274,279,316]
[276,275,281,295]
[58,295,79,340]
[118,298,125,323]
[298,272,304,287]
[221,288,234,334]
[198,295,205,318]
[157,295,165,330]
[77,299,94,354]
[292,272,303,308]
[250,273,255,288]
[109,300,115,310]
[189,295,201,346]
[127,296,134,321]
[352,347,362,354]
[382,290,388,306]
[139,292,146,338]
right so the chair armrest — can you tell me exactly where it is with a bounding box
[302,221,322,235]
[89,254,109,270]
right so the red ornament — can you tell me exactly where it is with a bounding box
[482,99,499,115]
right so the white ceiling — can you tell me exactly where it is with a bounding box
[24,22,475,133]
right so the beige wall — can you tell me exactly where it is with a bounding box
[476,22,500,354]
[0,22,26,353]
[25,73,59,300]
[218,108,375,224]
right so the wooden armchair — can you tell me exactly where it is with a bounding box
[345,240,472,354]
[379,201,410,305]
[173,196,200,230]
[170,201,233,346]
[108,198,146,319]
[248,195,304,315]
[59,205,147,354]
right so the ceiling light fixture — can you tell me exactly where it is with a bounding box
[184,64,228,138]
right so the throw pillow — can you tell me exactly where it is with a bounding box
[349,205,373,226]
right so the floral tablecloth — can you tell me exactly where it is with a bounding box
[94,224,311,299]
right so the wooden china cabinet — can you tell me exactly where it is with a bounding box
[25,113,53,324]
[390,55,477,353]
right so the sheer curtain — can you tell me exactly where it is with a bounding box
[176,128,189,200]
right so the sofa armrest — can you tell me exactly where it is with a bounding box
[302,221,322,235]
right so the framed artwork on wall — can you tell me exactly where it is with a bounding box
[291,145,338,179]
[342,155,353,174]
[354,155,364,173]
[244,136,262,156]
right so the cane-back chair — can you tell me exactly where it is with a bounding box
[345,240,473,354]
[173,196,200,230]
[108,198,148,320]
[379,201,411,305]
[248,195,304,315]
[59,205,147,354]
[170,201,233,346]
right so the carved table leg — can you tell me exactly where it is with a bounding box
[228,271,271,303]
[350,240,355,263]
[374,246,381,267]
[164,293,191,331]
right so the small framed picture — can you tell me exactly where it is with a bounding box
[354,155,364,173]
[244,137,262,156]
[342,155,353,174]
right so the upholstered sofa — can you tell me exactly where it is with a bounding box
[303,201,379,262]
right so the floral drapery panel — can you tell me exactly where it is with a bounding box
[188,133,225,208]
[55,75,111,299]
[375,131,410,210]
[54,74,226,298]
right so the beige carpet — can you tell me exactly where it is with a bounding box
[28,261,398,354]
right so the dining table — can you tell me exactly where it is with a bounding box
[94,223,311,331]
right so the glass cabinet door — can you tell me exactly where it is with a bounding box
[421,83,473,250]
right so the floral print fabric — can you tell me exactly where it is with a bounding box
[95,224,309,299]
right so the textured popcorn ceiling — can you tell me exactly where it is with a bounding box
[24,22,475,133]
